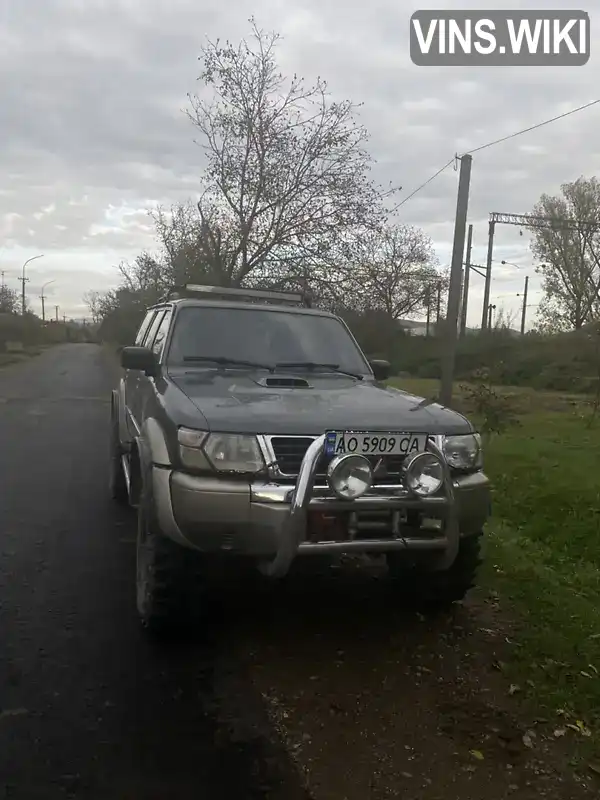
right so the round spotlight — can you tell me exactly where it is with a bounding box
[326,454,373,500]
[405,452,444,497]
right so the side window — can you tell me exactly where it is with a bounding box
[135,310,157,346]
[143,309,166,351]
[150,311,171,358]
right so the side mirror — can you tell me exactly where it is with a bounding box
[121,346,159,376]
[369,359,391,381]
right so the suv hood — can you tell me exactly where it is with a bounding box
[168,371,471,436]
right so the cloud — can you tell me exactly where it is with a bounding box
[1,0,599,326]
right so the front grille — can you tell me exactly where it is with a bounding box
[269,436,407,483]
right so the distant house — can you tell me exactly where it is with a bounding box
[397,319,429,336]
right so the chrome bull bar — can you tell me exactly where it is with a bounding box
[258,434,459,579]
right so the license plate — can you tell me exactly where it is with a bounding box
[324,431,428,458]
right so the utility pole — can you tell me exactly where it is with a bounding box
[63,314,66,324]
[20,254,44,316]
[39,279,55,323]
[19,274,29,315]
[520,276,529,335]
[436,281,442,325]
[0,270,5,288]
[488,303,496,329]
[459,224,473,337]
[481,220,495,331]
[440,154,472,407]
[425,288,431,336]
[55,305,59,322]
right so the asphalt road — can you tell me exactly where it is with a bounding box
[0,344,308,800]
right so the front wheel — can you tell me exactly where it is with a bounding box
[136,467,207,636]
[386,532,483,611]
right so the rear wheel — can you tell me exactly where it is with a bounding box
[136,466,207,636]
[386,532,483,611]
[109,417,129,505]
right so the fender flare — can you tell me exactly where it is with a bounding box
[132,430,192,549]
[140,417,172,467]
[129,418,171,504]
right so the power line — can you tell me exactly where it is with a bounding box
[397,98,600,208]
[395,157,456,209]
[465,98,600,155]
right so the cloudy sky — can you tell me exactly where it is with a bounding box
[1,0,598,327]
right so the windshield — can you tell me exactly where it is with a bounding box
[166,306,371,375]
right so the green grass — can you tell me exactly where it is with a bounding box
[392,376,600,743]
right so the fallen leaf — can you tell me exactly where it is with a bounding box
[564,720,590,736]
[576,720,592,737]
[508,684,521,696]
[554,729,567,738]
[470,749,485,761]
[522,732,535,749]
[581,671,593,679]
[589,764,600,776]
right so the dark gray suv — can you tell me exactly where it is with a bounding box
[109,285,491,633]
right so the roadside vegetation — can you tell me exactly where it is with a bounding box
[393,374,600,757]
[0,287,97,368]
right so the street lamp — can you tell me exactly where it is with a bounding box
[20,254,44,315]
[39,279,56,323]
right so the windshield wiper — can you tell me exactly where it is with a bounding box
[275,361,363,380]
[183,356,275,372]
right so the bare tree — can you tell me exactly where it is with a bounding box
[116,251,166,305]
[531,176,600,331]
[342,224,440,318]
[150,203,219,286]
[185,19,397,288]
[82,290,104,324]
[492,305,518,332]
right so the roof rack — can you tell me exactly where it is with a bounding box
[160,284,313,308]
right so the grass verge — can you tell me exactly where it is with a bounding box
[0,346,45,369]
[392,376,600,755]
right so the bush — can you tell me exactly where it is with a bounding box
[342,315,600,395]
[0,312,44,348]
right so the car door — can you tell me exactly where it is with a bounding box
[126,309,165,436]
[136,307,171,430]
[123,309,157,440]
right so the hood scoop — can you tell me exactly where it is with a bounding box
[257,375,311,389]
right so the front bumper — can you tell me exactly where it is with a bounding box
[154,434,491,578]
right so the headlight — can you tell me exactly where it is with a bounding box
[405,452,444,497]
[177,428,265,474]
[327,454,373,500]
[443,433,482,470]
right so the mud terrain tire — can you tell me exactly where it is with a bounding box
[136,466,206,637]
[387,532,483,611]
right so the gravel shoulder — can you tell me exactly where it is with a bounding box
[224,558,599,799]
